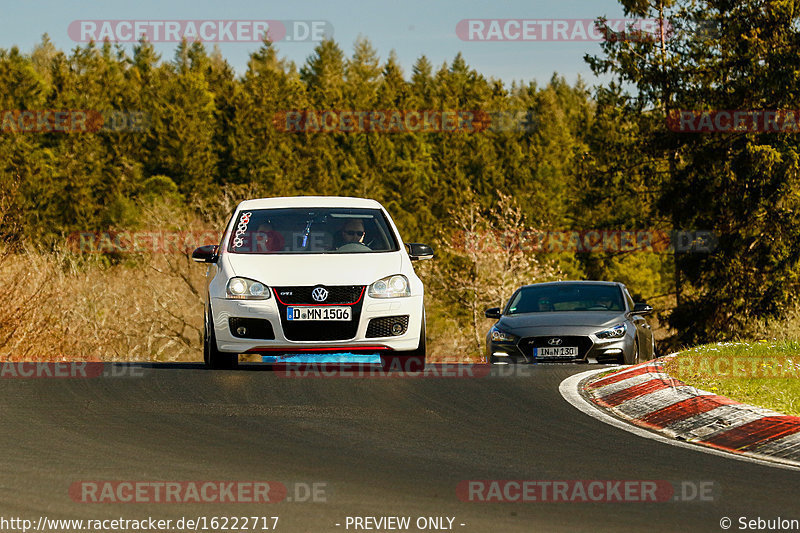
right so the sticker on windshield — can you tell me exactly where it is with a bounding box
[232,212,252,249]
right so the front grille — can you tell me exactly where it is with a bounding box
[366,315,409,338]
[518,336,594,360]
[275,285,364,341]
[281,320,360,341]
[273,285,365,305]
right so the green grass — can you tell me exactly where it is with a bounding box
[663,340,800,416]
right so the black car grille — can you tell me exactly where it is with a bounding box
[273,286,365,341]
[366,315,409,338]
[518,335,594,360]
[273,285,365,305]
[280,319,360,341]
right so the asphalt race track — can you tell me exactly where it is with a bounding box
[0,363,797,533]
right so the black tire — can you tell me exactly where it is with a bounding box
[632,335,642,365]
[204,317,238,370]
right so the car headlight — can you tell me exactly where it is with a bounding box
[369,275,410,298]
[490,326,518,343]
[596,323,627,339]
[226,277,270,300]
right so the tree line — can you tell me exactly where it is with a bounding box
[1,0,799,347]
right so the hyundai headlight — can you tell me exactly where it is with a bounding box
[596,323,627,339]
[226,277,270,300]
[369,275,410,298]
[490,326,518,343]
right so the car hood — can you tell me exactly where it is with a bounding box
[497,311,627,334]
[223,251,403,286]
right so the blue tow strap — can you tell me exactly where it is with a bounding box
[261,353,382,364]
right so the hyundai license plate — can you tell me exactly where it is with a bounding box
[536,346,578,358]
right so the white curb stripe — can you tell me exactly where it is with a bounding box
[589,371,671,397]
[752,431,800,458]
[662,405,767,439]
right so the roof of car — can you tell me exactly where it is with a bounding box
[236,196,384,210]
[520,280,623,289]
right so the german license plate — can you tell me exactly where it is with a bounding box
[287,306,351,321]
[536,346,578,358]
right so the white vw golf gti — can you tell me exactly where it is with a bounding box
[192,197,433,369]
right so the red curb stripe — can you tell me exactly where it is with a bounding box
[701,416,800,451]
[587,365,659,390]
[593,378,679,408]
[637,395,742,429]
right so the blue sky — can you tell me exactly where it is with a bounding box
[1,0,629,87]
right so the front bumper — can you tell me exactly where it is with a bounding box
[486,331,635,364]
[210,294,424,354]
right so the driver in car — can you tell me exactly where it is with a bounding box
[334,219,367,248]
[254,221,285,252]
[595,296,616,310]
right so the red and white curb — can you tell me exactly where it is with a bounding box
[567,357,800,469]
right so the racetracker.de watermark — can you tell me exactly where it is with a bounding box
[457,480,717,503]
[457,18,667,42]
[673,356,800,379]
[68,20,333,43]
[69,481,327,503]
[456,19,719,43]
[272,363,579,378]
[67,231,220,254]
[668,110,800,133]
[0,110,149,133]
[451,229,717,254]
[273,110,543,134]
[273,110,494,134]
[0,362,146,379]
[275,362,489,379]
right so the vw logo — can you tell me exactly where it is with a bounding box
[547,338,563,346]
[311,287,329,302]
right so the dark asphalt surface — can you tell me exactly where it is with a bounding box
[0,363,797,533]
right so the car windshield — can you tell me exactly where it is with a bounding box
[506,284,625,314]
[226,207,399,254]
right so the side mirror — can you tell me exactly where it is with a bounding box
[485,307,502,319]
[192,245,219,264]
[407,243,434,261]
[632,302,653,315]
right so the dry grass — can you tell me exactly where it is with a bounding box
[0,246,207,362]
[0,245,478,363]
[0,187,242,363]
